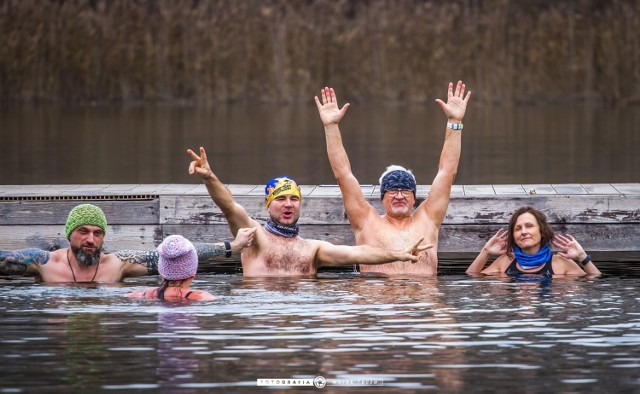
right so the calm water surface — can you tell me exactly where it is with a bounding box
[1,104,638,185]
[1,272,639,392]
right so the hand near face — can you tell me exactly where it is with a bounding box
[483,228,508,257]
[552,233,586,261]
[435,80,471,123]
[315,87,350,126]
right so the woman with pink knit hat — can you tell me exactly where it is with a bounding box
[127,230,253,300]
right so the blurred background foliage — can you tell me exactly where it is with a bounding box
[1,0,638,105]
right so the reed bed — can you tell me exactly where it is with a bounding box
[1,0,638,105]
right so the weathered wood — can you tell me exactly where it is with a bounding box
[164,223,640,253]
[158,194,640,226]
[445,195,640,224]
[0,200,159,225]
[0,225,161,250]
[1,184,639,256]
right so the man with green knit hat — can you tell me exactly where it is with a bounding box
[0,203,256,283]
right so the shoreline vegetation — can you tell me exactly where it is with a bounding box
[1,0,639,106]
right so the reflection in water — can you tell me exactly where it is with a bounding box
[1,104,638,185]
[0,274,639,392]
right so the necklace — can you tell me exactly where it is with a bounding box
[67,248,100,282]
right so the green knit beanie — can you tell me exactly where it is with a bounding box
[65,204,108,239]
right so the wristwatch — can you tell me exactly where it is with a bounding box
[447,122,463,130]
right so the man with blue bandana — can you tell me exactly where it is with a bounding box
[187,148,432,277]
[315,81,471,276]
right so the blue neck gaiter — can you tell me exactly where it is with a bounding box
[513,243,552,269]
[264,219,299,238]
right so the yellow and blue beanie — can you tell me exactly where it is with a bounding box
[265,176,302,207]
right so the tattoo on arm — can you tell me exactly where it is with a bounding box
[113,243,226,275]
[113,250,160,274]
[193,243,227,260]
[0,249,50,276]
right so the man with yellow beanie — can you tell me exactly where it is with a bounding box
[0,203,255,283]
[187,148,432,277]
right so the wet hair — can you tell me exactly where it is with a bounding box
[507,206,555,252]
[156,279,186,300]
[157,280,170,300]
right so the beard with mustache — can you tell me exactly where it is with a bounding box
[70,245,102,266]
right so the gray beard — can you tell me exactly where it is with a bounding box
[71,246,102,267]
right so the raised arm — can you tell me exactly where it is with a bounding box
[187,147,258,234]
[0,248,49,276]
[552,234,601,275]
[116,228,256,277]
[315,87,377,231]
[419,81,471,227]
[316,237,432,267]
[466,228,507,274]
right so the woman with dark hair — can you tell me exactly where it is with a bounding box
[466,207,601,276]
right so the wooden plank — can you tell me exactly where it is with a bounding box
[308,185,342,196]
[612,183,640,195]
[158,194,640,225]
[450,185,465,196]
[129,184,170,194]
[445,195,640,224]
[102,184,141,192]
[416,185,431,196]
[299,185,317,196]
[552,184,588,195]
[584,184,620,194]
[2,183,637,197]
[162,223,640,253]
[226,184,260,195]
[158,184,201,194]
[0,225,161,250]
[493,184,526,195]
[159,195,359,225]
[463,185,495,195]
[58,184,112,195]
[522,184,557,195]
[0,200,159,225]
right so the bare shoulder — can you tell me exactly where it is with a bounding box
[189,290,215,301]
[483,254,511,274]
[552,254,583,275]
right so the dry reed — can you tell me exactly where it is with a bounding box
[0,0,638,105]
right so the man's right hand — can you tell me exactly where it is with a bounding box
[314,87,350,127]
[187,147,214,180]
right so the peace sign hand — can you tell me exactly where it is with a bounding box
[187,147,214,180]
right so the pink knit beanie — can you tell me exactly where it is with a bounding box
[158,235,198,281]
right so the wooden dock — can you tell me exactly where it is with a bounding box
[1,183,639,268]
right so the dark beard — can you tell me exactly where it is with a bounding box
[71,245,102,267]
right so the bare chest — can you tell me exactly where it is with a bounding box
[361,217,436,249]
[244,236,318,276]
[40,254,122,283]
[358,218,438,275]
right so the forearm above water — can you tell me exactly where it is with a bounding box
[0,249,49,276]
